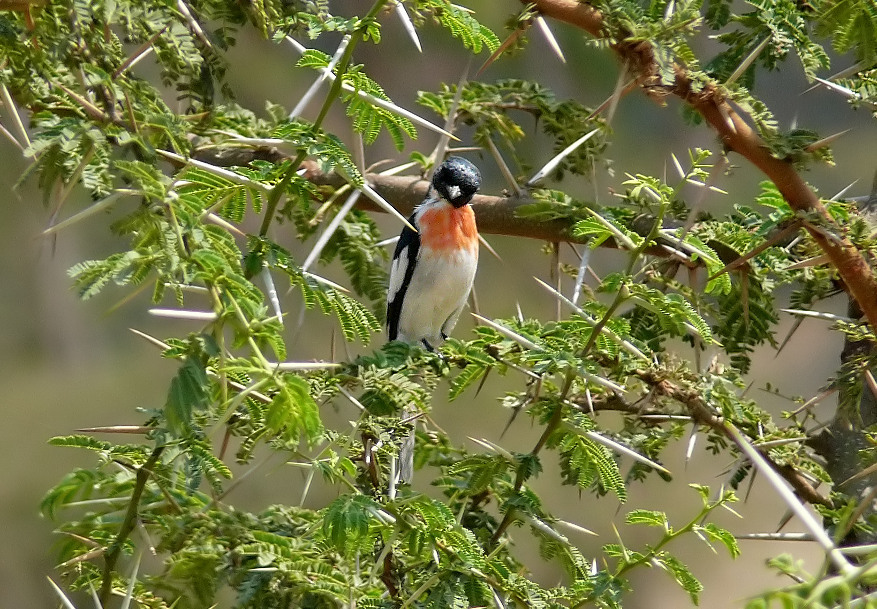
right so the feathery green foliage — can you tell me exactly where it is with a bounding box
[8,0,877,606]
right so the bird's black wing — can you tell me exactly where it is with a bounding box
[386,212,420,341]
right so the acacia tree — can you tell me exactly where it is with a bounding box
[8,0,877,606]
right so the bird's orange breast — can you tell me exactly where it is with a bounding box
[418,205,478,254]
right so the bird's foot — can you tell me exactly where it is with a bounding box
[420,339,447,362]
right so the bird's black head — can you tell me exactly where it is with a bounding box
[432,156,481,208]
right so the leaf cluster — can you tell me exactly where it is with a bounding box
[418,80,609,179]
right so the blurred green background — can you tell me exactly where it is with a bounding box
[2,3,875,606]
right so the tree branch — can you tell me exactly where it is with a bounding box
[524,0,877,330]
[572,373,832,507]
[300,159,593,243]
[190,148,690,252]
[194,148,595,243]
[240,156,715,263]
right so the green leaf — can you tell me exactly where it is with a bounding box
[165,357,210,435]
[186,437,233,482]
[697,523,741,558]
[322,494,377,555]
[625,509,669,529]
[515,453,543,482]
[574,210,644,250]
[114,159,168,201]
[265,375,323,445]
[573,217,616,248]
[754,180,789,210]
[447,454,511,494]
[296,49,331,70]
[175,166,261,221]
[341,68,418,150]
[558,417,628,502]
[818,1,877,64]
[448,361,488,401]
[68,251,144,299]
[684,234,733,295]
[705,0,733,28]
[424,0,500,53]
[48,435,113,452]
[628,284,717,345]
[655,553,704,604]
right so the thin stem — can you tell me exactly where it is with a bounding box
[259,0,389,237]
[615,505,709,579]
[99,446,164,605]
[570,499,725,608]
[258,150,307,237]
[494,182,671,544]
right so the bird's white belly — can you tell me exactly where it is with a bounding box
[397,247,477,344]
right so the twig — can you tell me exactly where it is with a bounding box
[99,446,164,604]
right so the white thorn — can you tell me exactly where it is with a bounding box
[528,128,600,186]
[289,35,351,119]
[149,308,217,321]
[726,37,770,85]
[0,81,31,151]
[814,76,861,100]
[780,308,855,323]
[360,182,417,232]
[571,245,591,306]
[485,136,522,196]
[830,178,859,201]
[269,361,342,371]
[158,150,271,192]
[302,190,361,272]
[471,313,540,350]
[204,212,246,236]
[586,207,637,250]
[261,267,283,325]
[377,235,401,248]
[43,190,138,235]
[535,16,565,63]
[394,1,422,53]
[302,271,350,293]
[670,152,685,180]
[685,429,698,466]
[468,437,515,460]
[584,430,671,475]
[726,424,854,576]
[47,578,77,609]
[286,37,456,140]
[176,0,212,48]
[580,370,626,394]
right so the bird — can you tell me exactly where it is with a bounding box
[386,156,481,351]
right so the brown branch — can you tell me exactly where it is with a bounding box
[193,150,802,272]
[301,160,594,244]
[571,371,831,506]
[193,146,682,249]
[180,150,665,257]
[193,147,595,243]
[524,0,877,330]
